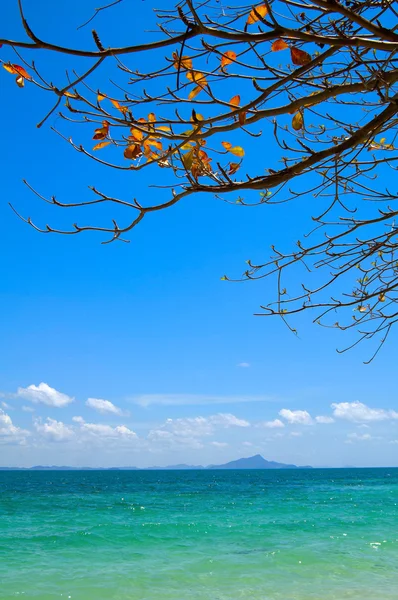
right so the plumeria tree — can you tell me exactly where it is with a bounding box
[2,0,398,360]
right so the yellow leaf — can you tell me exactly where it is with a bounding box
[188,85,202,100]
[190,113,204,123]
[129,128,144,142]
[247,4,268,25]
[148,112,156,122]
[292,112,304,131]
[230,146,245,157]
[222,141,244,157]
[15,75,24,88]
[182,149,194,171]
[97,93,106,102]
[186,71,207,88]
[93,141,111,150]
[146,138,163,151]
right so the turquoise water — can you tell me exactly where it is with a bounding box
[0,469,397,599]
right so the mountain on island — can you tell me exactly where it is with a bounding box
[208,454,311,470]
[0,455,312,471]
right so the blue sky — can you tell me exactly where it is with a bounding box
[0,0,397,468]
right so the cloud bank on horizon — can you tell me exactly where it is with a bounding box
[1,382,398,467]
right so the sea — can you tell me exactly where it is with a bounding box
[0,468,397,599]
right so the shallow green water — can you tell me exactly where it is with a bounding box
[0,468,397,599]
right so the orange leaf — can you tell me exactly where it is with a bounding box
[93,130,107,140]
[111,99,129,114]
[188,85,202,100]
[239,111,247,126]
[272,39,289,52]
[15,75,24,88]
[290,47,312,66]
[191,162,201,181]
[222,142,232,151]
[198,149,211,164]
[93,141,111,150]
[93,120,110,140]
[172,52,193,71]
[221,51,237,68]
[97,93,106,102]
[228,162,240,175]
[124,144,142,160]
[148,113,156,122]
[229,95,240,109]
[3,63,32,80]
[247,5,268,25]
[292,112,304,131]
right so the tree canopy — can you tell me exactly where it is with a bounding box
[2,0,398,360]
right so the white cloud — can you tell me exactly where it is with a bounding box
[1,401,11,410]
[210,414,250,428]
[130,394,273,407]
[332,402,398,423]
[279,409,313,425]
[16,383,74,407]
[211,441,228,448]
[86,398,125,416]
[22,406,35,413]
[77,418,137,440]
[290,431,303,437]
[34,418,74,442]
[390,440,398,445]
[242,441,253,447]
[346,432,372,442]
[237,363,250,368]
[315,416,334,424]
[148,413,249,450]
[260,419,285,429]
[72,416,85,424]
[0,409,28,445]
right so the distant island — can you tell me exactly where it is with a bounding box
[0,454,312,471]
